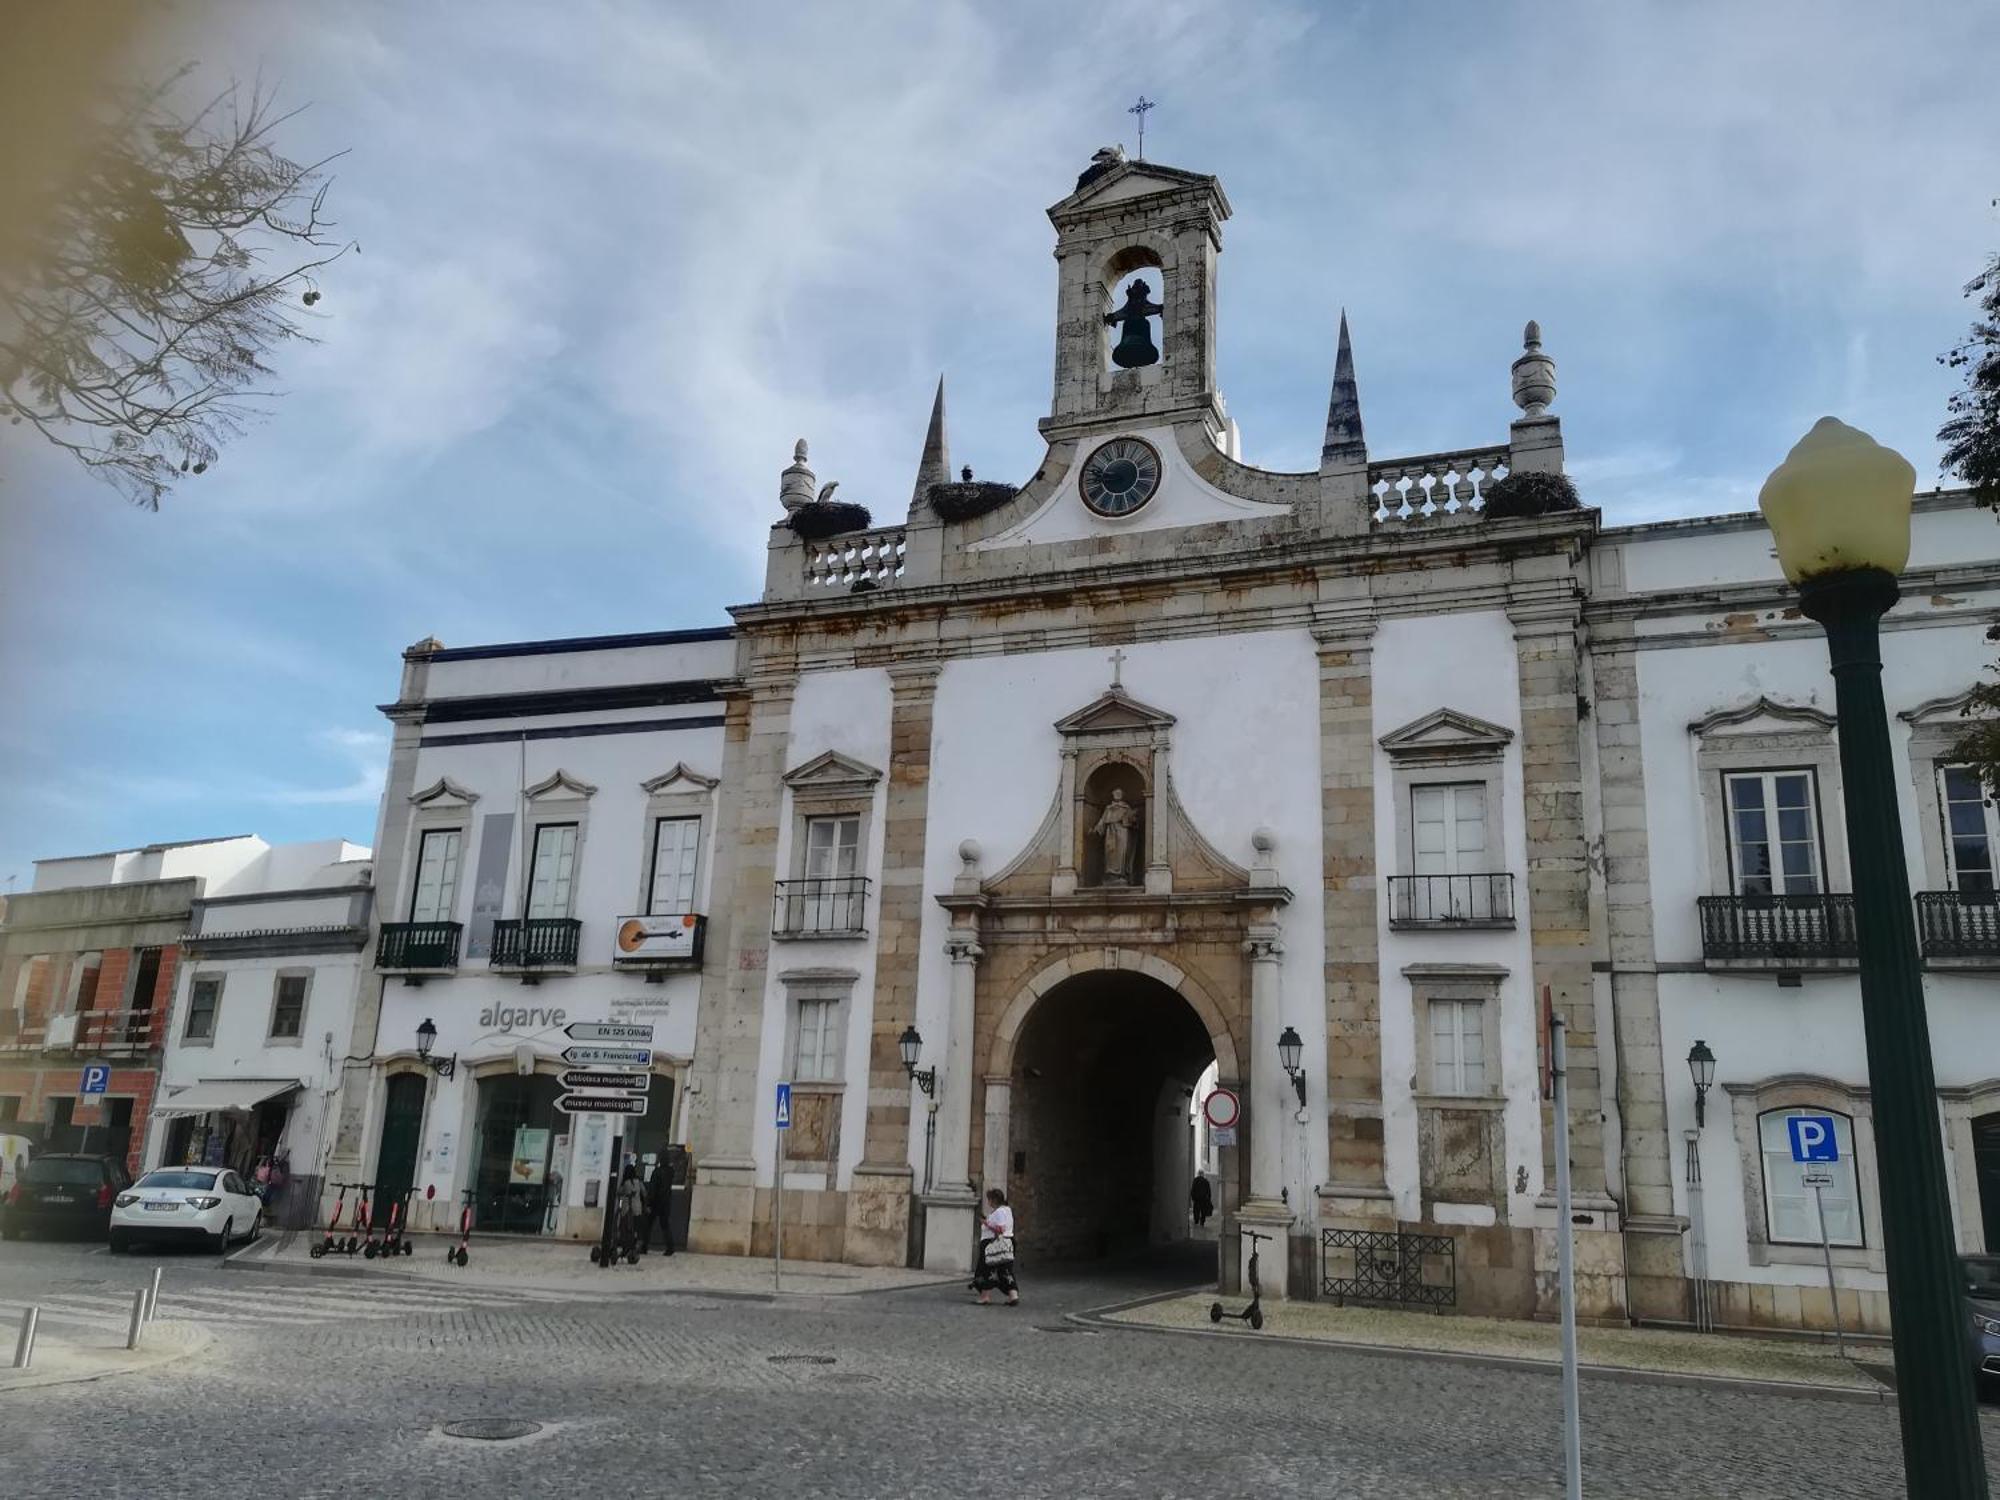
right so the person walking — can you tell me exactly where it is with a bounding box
[1190,1173,1213,1229]
[973,1186,1018,1307]
[645,1155,675,1255]
[616,1163,646,1261]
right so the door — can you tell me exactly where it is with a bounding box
[1975,1111,2000,1254]
[527,824,579,919]
[471,1073,561,1234]
[373,1075,426,1228]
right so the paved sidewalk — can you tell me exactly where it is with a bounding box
[227,1228,961,1298]
[0,1319,209,1394]
[1096,1292,1891,1397]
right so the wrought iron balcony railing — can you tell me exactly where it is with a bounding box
[1916,890,2000,960]
[490,917,582,969]
[1697,894,1858,964]
[772,876,871,938]
[377,921,463,971]
[1387,873,1516,928]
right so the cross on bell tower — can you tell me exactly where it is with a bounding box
[1127,95,1155,159]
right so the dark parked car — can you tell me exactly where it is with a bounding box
[0,1153,131,1241]
[1968,1254,2000,1393]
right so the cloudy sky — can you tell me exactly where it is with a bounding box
[2,0,1996,884]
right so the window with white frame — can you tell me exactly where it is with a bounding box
[184,976,221,1042]
[1939,766,1997,894]
[1725,770,1823,896]
[409,828,463,923]
[1406,783,1497,920]
[269,974,308,1040]
[648,817,701,915]
[1758,1108,1862,1246]
[793,995,842,1083]
[1428,998,1486,1096]
[527,823,580,919]
[801,814,862,931]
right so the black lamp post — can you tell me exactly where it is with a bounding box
[1760,417,1988,1495]
[1276,1025,1306,1108]
[897,1025,935,1098]
[414,1018,456,1079]
[1686,1039,1715,1129]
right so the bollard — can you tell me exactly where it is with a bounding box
[145,1266,163,1324]
[12,1307,36,1370]
[125,1288,145,1351]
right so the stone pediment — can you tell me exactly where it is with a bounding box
[1054,688,1177,738]
[1049,160,1228,220]
[1379,708,1513,764]
[641,762,719,794]
[1898,687,1981,727]
[409,776,478,808]
[524,769,597,801]
[1688,696,1835,739]
[783,750,883,798]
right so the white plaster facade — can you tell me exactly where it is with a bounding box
[328,153,2000,1331]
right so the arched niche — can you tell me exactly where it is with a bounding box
[1078,758,1148,887]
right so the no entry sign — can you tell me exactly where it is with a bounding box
[1203,1087,1240,1130]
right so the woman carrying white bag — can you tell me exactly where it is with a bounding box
[972,1186,1019,1306]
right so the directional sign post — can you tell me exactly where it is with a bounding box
[773,1083,792,1293]
[561,1071,651,1094]
[564,1021,653,1044]
[558,1093,647,1117]
[1787,1114,1848,1359]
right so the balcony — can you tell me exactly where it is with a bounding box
[490,917,582,975]
[1917,890,2000,963]
[76,1008,158,1053]
[1698,894,1857,968]
[773,877,871,939]
[1387,874,1516,929]
[377,921,463,977]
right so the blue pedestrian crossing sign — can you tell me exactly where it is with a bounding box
[80,1063,110,1095]
[775,1082,792,1131]
[1786,1114,1839,1163]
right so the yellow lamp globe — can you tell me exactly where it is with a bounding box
[1757,417,1916,586]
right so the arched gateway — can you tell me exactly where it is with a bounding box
[982,951,1241,1260]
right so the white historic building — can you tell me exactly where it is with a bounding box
[330,151,2000,1333]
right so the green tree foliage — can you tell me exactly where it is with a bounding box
[0,71,347,509]
[1940,218,2000,790]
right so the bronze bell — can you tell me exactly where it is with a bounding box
[1105,279,1163,369]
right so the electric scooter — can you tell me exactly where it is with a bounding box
[345,1183,372,1257]
[1210,1229,1268,1331]
[310,1180,350,1260]
[448,1188,473,1268]
[373,1188,415,1259]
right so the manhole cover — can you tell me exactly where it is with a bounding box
[441,1419,543,1442]
[766,1353,836,1366]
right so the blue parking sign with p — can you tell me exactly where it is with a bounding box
[80,1063,110,1095]
[1787,1114,1839,1163]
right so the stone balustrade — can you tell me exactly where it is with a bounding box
[802,525,908,591]
[1368,444,1511,523]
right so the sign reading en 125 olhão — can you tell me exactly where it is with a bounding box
[564,1021,652,1044]
[1786,1114,1840,1163]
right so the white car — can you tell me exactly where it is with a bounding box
[109,1167,264,1253]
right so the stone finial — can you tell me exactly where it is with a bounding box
[404,635,445,658]
[1250,827,1279,886]
[1320,309,1366,468]
[954,837,984,895]
[1511,320,1557,418]
[780,438,817,513]
[910,376,951,513]
[958,838,982,871]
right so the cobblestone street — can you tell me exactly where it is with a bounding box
[2,1242,1996,1497]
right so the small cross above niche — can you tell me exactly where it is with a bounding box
[1109,647,1128,690]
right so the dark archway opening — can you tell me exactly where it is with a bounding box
[1009,969,1218,1262]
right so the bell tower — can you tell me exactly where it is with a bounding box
[1041,149,1231,444]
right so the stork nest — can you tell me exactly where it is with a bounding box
[1481,470,1582,519]
[926,480,1018,523]
[785,499,875,540]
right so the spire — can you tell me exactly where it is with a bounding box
[910,375,952,511]
[1320,310,1366,468]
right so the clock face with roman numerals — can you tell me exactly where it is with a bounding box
[1079,437,1162,518]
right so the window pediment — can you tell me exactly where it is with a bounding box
[641,763,719,795]
[1689,696,1835,740]
[409,776,478,808]
[783,750,883,799]
[524,769,597,801]
[1898,687,1980,728]
[1379,708,1513,764]
[1054,688,1177,738]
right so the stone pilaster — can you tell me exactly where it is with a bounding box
[1312,618,1388,1205]
[1514,601,1624,1320]
[685,673,794,1255]
[1238,926,1298,1297]
[1589,621,1682,1318]
[844,663,940,1267]
[921,933,982,1273]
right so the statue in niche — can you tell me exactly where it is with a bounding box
[1105,279,1163,369]
[1093,787,1143,885]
